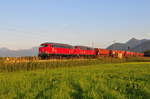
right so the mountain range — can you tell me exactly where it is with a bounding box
[107,38,150,52]
[0,47,38,57]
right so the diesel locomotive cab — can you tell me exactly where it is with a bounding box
[39,44,49,53]
[38,43,51,59]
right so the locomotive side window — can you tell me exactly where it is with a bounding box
[52,44,64,48]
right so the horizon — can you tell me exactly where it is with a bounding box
[0,0,150,50]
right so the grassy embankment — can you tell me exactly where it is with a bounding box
[0,57,150,99]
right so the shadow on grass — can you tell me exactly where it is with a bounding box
[34,78,59,99]
[69,81,84,99]
[125,83,150,99]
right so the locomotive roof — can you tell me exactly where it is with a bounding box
[42,42,74,47]
[75,45,94,49]
[75,45,94,50]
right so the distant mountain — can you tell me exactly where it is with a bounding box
[107,38,150,52]
[126,38,148,48]
[132,41,150,52]
[0,47,38,57]
[107,43,129,51]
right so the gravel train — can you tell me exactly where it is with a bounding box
[38,42,144,59]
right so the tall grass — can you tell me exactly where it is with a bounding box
[0,59,105,72]
[0,57,149,72]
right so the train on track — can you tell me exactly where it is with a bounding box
[38,42,144,59]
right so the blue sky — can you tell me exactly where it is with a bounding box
[0,0,150,49]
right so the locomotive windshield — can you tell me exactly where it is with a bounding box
[40,44,48,47]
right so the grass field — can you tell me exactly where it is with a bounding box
[0,59,150,99]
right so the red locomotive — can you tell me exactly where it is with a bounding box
[39,42,74,58]
[38,42,144,59]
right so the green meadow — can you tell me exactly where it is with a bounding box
[0,58,150,99]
